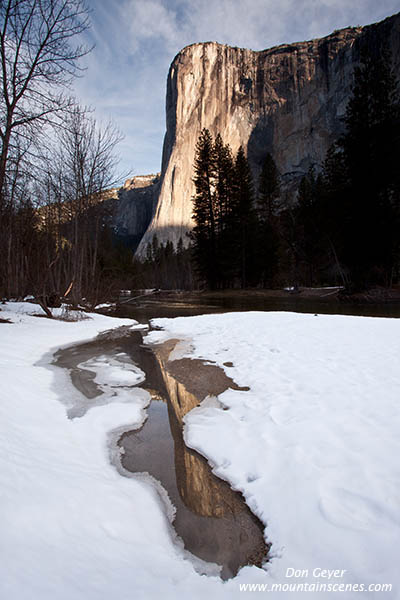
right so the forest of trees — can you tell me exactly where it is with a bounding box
[133,235,195,290]
[190,45,400,292]
[2,2,399,302]
[0,0,133,309]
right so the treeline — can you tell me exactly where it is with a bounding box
[134,235,196,290]
[4,3,398,301]
[191,47,400,291]
[0,0,133,307]
[191,131,277,288]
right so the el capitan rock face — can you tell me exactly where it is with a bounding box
[136,13,400,256]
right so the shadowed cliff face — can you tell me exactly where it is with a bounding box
[113,174,160,251]
[136,13,400,255]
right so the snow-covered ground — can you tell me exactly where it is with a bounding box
[1,302,399,599]
[147,311,400,598]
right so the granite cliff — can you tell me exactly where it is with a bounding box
[136,12,400,256]
[112,173,159,251]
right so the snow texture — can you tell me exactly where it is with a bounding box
[0,302,263,600]
[147,311,400,598]
[1,302,399,599]
[78,354,146,387]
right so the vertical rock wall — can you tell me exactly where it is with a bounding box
[136,13,400,256]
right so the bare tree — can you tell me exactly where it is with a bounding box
[39,108,123,305]
[0,0,91,204]
[61,109,122,303]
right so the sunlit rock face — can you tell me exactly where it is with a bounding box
[136,13,400,255]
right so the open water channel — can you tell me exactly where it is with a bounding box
[54,293,400,579]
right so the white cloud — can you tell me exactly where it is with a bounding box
[123,0,400,54]
[125,0,182,52]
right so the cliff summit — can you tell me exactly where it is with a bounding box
[137,12,400,256]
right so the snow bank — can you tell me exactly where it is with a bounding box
[95,302,116,309]
[148,311,400,598]
[0,303,246,600]
[2,303,399,599]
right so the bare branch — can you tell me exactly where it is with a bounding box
[0,0,92,201]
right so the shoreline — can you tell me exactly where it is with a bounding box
[117,285,400,307]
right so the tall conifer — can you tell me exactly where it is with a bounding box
[339,46,400,287]
[191,128,218,287]
[257,153,281,286]
[258,153,280,221]
[232,147,255,288]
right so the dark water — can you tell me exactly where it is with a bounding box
[119,384,267,579]
[54,329,267,579]
[113,292,400,323]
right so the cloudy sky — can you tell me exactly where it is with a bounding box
[74,0,400,180]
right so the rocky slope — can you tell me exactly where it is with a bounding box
[112,174,160,250]
[136,12,400,256]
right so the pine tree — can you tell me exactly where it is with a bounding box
[191,128,218,287]
[213,133,235,285]
[258,153,280,221]
[339,45,400,288]
[295,167,324,286]
[256,153,281,286]
[232,147,256,288]
[319,144,352,287]
[213,134,234,233]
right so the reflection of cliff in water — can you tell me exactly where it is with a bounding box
[120,338,267,579]
[156,344,244,519]
[168,401,242,519]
